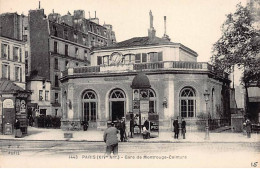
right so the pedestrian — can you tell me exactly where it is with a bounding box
[173,118,179,139]
[14,119,22,138]
[103,121,119,156]
[245,118,252,138]
[142,126,150,139]
[119,117,126,142]
[181,118,186,139]
[82,120,88,131]
[130,117,134,138]
[143,119,149,130]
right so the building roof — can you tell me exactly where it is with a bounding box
[94,36,198,56]
[0,79,26,94]
[131,72,151,89]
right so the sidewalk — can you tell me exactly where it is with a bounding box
[0,127,259,143]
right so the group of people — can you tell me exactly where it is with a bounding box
[173,117,186,139]
[115,117,127,142]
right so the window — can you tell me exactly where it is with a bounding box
[45,91,49,101]
[25,59,28,75]
[74,33,78,42]
[25,51,28,58]
[1,44,9,59]
[158,52,163,61]
[90,25,93,32]
[76,62,79,66]
[75,47,79,57]
[64,29,68,40]
[15,67,22,82]
[39,90,43,101]
[53,25,58,36]
[148,89,156,113]
[54,41,58,53]
[13,47,20,61]
[55,93,59,103]
[180,87,196,118]
[123,54,135,64]
[149,52,158,62]
[55,75,59,87]
[2,64,10,79]
[65,61,69,68]
[83,36,86,46]
[55,109,58,116]
[24,27,28,30]
[142,53,147,63]
[103,56,109,65]
[135,53,141,63]
[54,58,59,70]
[65,45,68,56]
[97,56,102,65]
[23,35,28,41]
[82,90,97,122]
[148,52,163,62]
[84,50,88,60]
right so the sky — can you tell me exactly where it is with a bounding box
[0,0,246,62]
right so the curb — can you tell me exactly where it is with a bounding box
[0,138,258,143]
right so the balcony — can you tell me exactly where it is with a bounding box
[61,61,229,80]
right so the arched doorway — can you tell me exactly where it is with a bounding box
[82,90,98,129]
[109,89,126,121]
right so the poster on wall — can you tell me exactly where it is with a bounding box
[141,112,148,125]
[16,99,21,112]
[133,100,140,109]
[20,100,26,113]
[140,100,149,112]
[3,99,14,108]
[133,89,140,100]
[140,89,149,100]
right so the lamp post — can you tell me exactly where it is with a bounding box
[204,89,210,140]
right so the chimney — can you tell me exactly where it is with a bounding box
[39,1,41,9]
[95,11,96,18]
[148,10,156,39]
[162,16,171,41]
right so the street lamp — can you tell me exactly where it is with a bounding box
[204,89,210,140]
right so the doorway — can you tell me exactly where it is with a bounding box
[111,101,124,121]
[109,89,126,121]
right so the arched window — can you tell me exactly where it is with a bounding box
[82,90,97,122]
[148,89,156,113]
[180,87,196,118]
[110,89,125,99]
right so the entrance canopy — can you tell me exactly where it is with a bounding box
[131,72,151,89]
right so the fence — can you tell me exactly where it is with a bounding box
[196,118,231,131]
[34,115,61,128]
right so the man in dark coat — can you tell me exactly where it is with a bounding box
[245,118,252,138]
[119,118,126,142]
[143,119,149,130]
[103,121,119,155]
[14,119,21,138]
[181,118,186,139]
[173,119,179,139]
[130,117,134,138]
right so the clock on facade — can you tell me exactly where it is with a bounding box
[110,52,123,64]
